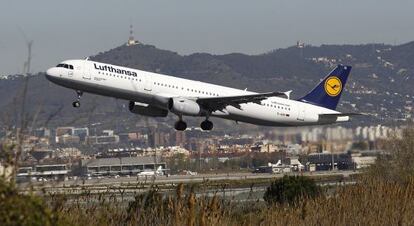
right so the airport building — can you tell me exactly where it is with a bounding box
[306,153,353,171]
[350,150,380,169]
[16,164,70,182]
[80,156,166,176]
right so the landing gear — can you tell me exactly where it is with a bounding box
[72,101,80,108]
[174,120,187,131]
[200,120,213,131]
[72,90,83,108]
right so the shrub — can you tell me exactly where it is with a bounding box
[263,175,320,205]
[366,126,414,183]
[0,178,54,226]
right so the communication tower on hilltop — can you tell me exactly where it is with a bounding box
[297,40,305,58]
[127,24,140,46]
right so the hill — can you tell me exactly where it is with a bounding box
[1,41,413,130]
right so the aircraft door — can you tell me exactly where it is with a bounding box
[144,75,152,92]
[297,107,305,121]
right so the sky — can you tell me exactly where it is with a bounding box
[1,0,414,75]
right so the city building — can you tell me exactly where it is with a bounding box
[0,162,13,181]
[351,150,380,169]
[33,127,51,138]
[86,130,119,145]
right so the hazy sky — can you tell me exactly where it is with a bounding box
[1,0,414,75]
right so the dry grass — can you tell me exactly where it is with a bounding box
[237,179,414,226]
[33,177,412,226]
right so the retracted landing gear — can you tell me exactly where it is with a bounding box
[72,90,83,108]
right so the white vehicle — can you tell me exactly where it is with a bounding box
[268,160,282,168]
[137,166,164,177]
[37,177,48,182]
[46,60,359,130]
[180,170,197,176]
[186,170,197,176]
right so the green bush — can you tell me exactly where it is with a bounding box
[0,178,55,226]
[263,175,320,205]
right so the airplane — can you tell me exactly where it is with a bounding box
[137,166,164,176]
[46,59,358,131]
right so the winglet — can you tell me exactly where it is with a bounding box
[284,90,292,99]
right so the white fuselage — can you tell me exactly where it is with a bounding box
[46,59,349,127]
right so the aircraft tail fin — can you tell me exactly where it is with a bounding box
[298,65,352,110]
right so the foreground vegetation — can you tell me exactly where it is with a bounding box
[2,177,414,225]
[2,127,414,225]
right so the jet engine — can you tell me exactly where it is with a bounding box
[129,101,168,117]
[168,98,203,116]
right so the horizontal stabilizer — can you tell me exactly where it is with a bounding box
[318,112,362,123]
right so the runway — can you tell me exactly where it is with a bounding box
[20,170,358,191]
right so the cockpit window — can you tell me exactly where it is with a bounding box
[56,64,74,70]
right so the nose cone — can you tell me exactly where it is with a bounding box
[46,67,56,77]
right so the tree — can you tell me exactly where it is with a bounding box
[0,178,54,226]
[263,175,320,205]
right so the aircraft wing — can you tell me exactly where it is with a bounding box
[319,113,364,117]
[196,91,287,112]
